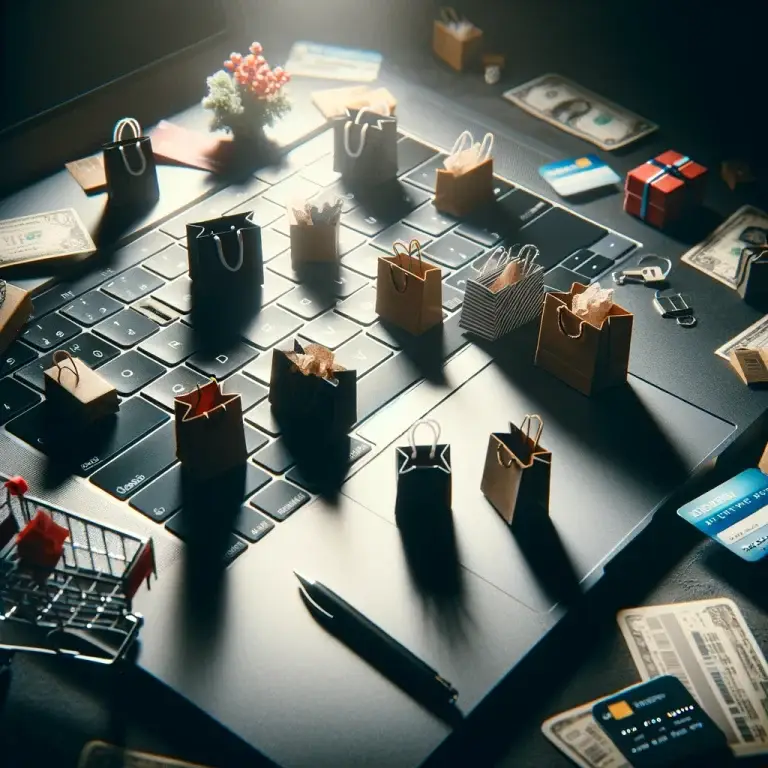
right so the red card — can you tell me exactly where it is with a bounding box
[149,121,233,173]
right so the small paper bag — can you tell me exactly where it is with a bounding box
[375,240,443,335]
[102,118,159,208]
[433,8,483,71]
[736,245,768,304]
[288,195,343,266]
[186,212,264,292]
[395,419,452,529]
[269,340,357,433]
[535,282,633,396]
[174,378,247,480]
[435,131,495,217]
[0,281,33,356]
[481,415,551,525]
[333,106,398,185]
[43,351,118,424]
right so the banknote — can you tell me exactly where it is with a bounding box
[681,205,768,289]
[617,598,768,757]
[715,314,768,360]
[0,208,96,268]
[503,74,658,151]
[542,698,630,768]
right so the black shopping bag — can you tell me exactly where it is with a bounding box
[333,107,398,185]
[102,117,159,208]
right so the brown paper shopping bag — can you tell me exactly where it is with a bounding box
[0,281,32,356]
[174,378,247,480]
[535,283,633,396]
[435,131,495,218]
[375,240,443,335]
[481,414,551,525]
[433,7,483,71]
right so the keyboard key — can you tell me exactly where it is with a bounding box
[442,283,464,311]
[0,378,40,426]
[338,226,367,256]
[372,223,432,252]
[28,288,76,322]
[152,276,193,314]
[355,354,420,424]
[335,334,392,377]
[492,178,515,198]
[250,480,310,522]
[142,366,209,410]
[233,505,274,543]
[397,137,438,175]
[263,176,322,208]
[334,287,377,326]
[61,291,123,326]
[246,400,281,436]
[575,254,615,280]
[341,244,382,279]
[133,297,181,326]
[261,270,294,306]
[161,196,243,240]
[242,349,274,385]
[98,350,165,396]
[325,181,360,213]
[404,203,457,238]
[285,437,370,494]
[267,252,300,283]
[94,308,159,348]
[403,154,446,192]
[142,243,189,280]
[244,423,269,455]
[0,341,37,377]
[187,341,258,379]
[165,514,248,566]
[278,286,336,320]
[561,249,595,271]
[520,207,607,269]
[445,262,481,292]
[90,421,177,500]
[301,312,361,349]
[138,323,198,366]
[439,312,471,361]
[348,436,372,464]
[367,322,401,349]
[590,233,636,261]
[226,196,284,227]
[205,177,269,214]
[261,228,291,262]
[102,267,164,303]
[455,214,504,248]
[300,154,341,187]
[424,233,484,269]
[544,266,583,292]
[241,305,303,350]
[340,207,388,237]
[333,267,367,298]
[22,313,80,351]
[221,372,268,411]
[252,438,295,474]
[6,395,168,476]
[499,189,552,228]
[130,464,183,522]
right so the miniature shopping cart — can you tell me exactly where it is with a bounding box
[0,475,156,666]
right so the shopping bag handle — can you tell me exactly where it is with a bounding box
[449,130,474,157]
[440,6,462,24]
[496,414,543,467]
[476,132,494,163]
[390,239,423,293]
[409,419,441,459]
[52,350,80,385]
[479,244,515,276]
[556,304,584,339]
[112,117,147,177]
[212,226,245,273]
[343,107,375,159]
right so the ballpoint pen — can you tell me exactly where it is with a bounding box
[294,572,460,710]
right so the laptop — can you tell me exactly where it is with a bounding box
[0,2,762,767]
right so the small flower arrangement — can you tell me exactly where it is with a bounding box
[202,42,291,138]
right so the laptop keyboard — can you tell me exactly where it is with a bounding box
[0,130,637,566]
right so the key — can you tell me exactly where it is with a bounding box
[445,261,481,292]
[590,233,636,261]
[187,341,258,379]
[499,189,552,228]
[300,154,340,188]
[0,378,40,426]
[438,312,470,361]
[261,228,290,262]
[278,286,336,320]
[0,341,37,377]
[102,267,164,303]
[130,464,183,522]
[492,178,515,198]
[152,276,193,314]
[90,421,177,500]
[246,400,281,436]
[441,283,464,311]
[424,232,484,269]
[6,396,168,476]
[339,207,388,238]
[338,226,367,257]
[404,203,457,238]
[372,223,432,252]
[403,154,447,192]
[543,266,583,292]
[262,175,322,208]
[325,181,360,213]
[250,480,310,522]
[142,366,209,410]
[138,323,198,366]
[203,176,269,214]
[335,334,392,377]
[241,305,302,350]
[561,249,595,271]
[221,373,268,411]
[612,264,666,286]
[98,350,165,396]
[243,423,269,455]
[242,349,274,385]
[165,513,249,566]
[133,297,181,326]
[334,287,377,326]
[355,353,420,424]
[333,268,367,298]
[519,207,606,269]
[233,506,274,543]
[366,322,401,349]
[142,243,189,280]
[61,290,123,326]
[348,437,372,464]
[252,438,295,474]
[261,270,294,306]
[267,252,300,283]
[95,308,159,348]
[301,312,360,349]
[455,214,504,248]
[226,195,285,228]
[396,137,438,175]
[575,254,616,280]
[341,244,383,279]
[22,313,80,351]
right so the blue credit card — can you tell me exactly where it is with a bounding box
[538,154,621,197]
[677,467,768,562]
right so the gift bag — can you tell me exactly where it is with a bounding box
[395,419,452,529]
[174,378,247,480]
[459,244,544,340]
[43,351,119,425]
[0,280,32,356]
[269,340,357,433]
[434,131,495,217]
[535,282,633,396]
[433,7,483,71]
[186,212,264,292]
[375,240,443,335]
[288,194,343,266]
[333,106,398,185]
[481,415,551,525]
[102,117,159,208]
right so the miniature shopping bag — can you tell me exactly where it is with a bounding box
[288,194,343,266]
[433,6,483,71]
[481,415,551,525]
[102,117,159,208]
[0,280,32,356]
[434,131,494,217]
[174,378,247,480]
[395,419,452,529]
[333,106,398,185]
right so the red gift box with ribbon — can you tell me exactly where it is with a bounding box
[624,150,708,228]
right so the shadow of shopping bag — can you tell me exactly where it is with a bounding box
[102,117,159,209]
[333,107,398,186]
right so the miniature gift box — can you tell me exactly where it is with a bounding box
[0,281,32,356]
[16,509,69,570]
[624,150,708,229]
[433,9,483,71]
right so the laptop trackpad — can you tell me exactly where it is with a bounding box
[342,361,734,614]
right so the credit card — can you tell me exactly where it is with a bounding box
[285,42,382,82]
[538,155,621,197]
[677,467,768,561]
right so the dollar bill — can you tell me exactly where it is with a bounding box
[542,698,630,768]
[681,205,768,289]
[617,598,768,757]
[714,314,768,360]
[0,208,96,268]
[503,74,658,151]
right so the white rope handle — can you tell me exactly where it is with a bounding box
[113,117,146,177]
[213,227,244,273]
[477,132,494,162]
[343,106,374,158]
[409,419,441,460]
[449,130,474,157]
[479,245,514,276]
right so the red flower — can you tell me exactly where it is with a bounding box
[249,42,263,55]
